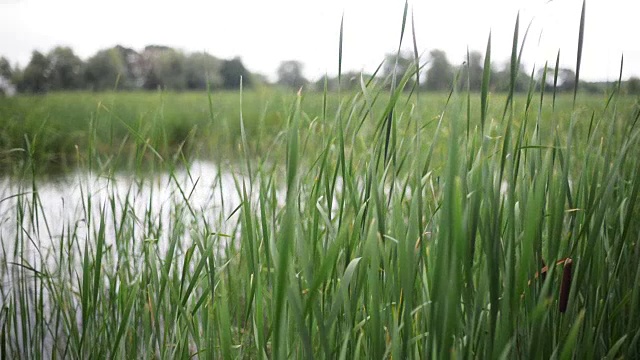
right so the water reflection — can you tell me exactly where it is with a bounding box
[1,160,246,277]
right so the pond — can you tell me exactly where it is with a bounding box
[0,161,250,285]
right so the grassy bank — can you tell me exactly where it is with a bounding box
[0,89,300,174]
[1,89,634,176]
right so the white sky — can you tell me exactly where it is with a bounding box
[0,0,638,82]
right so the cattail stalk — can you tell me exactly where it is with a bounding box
[559,258,573,313]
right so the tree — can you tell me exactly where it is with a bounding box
[536,67,575,92]
[458,51,483,91]
[220,57,252,89]
[276,60,307,90]
[383,52,416,90]
[425,50,454,91]
[0,58,15,96]
[628,77,640,95]
[0,57,14,96]
[83,46,146,91]
[115,45,144,88]
[0,57,12,80]
[18,51,50,93]
[84,48,129,91]
[183,53,222,90]
[143,67,162,90]
[47,46,83,90]
[142,46,187,90]
[491,61,530,92]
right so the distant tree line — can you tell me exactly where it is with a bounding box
[0,46,638,95]
[0,45,255,94]
[311,50,639,95]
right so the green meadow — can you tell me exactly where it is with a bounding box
[0,90,632,175]
[2,9,640,360]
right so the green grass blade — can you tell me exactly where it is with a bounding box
[573,0,586,106]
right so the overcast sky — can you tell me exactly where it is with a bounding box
[0,0,638,82]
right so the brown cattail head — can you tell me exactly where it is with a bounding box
[559,258,573,313]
